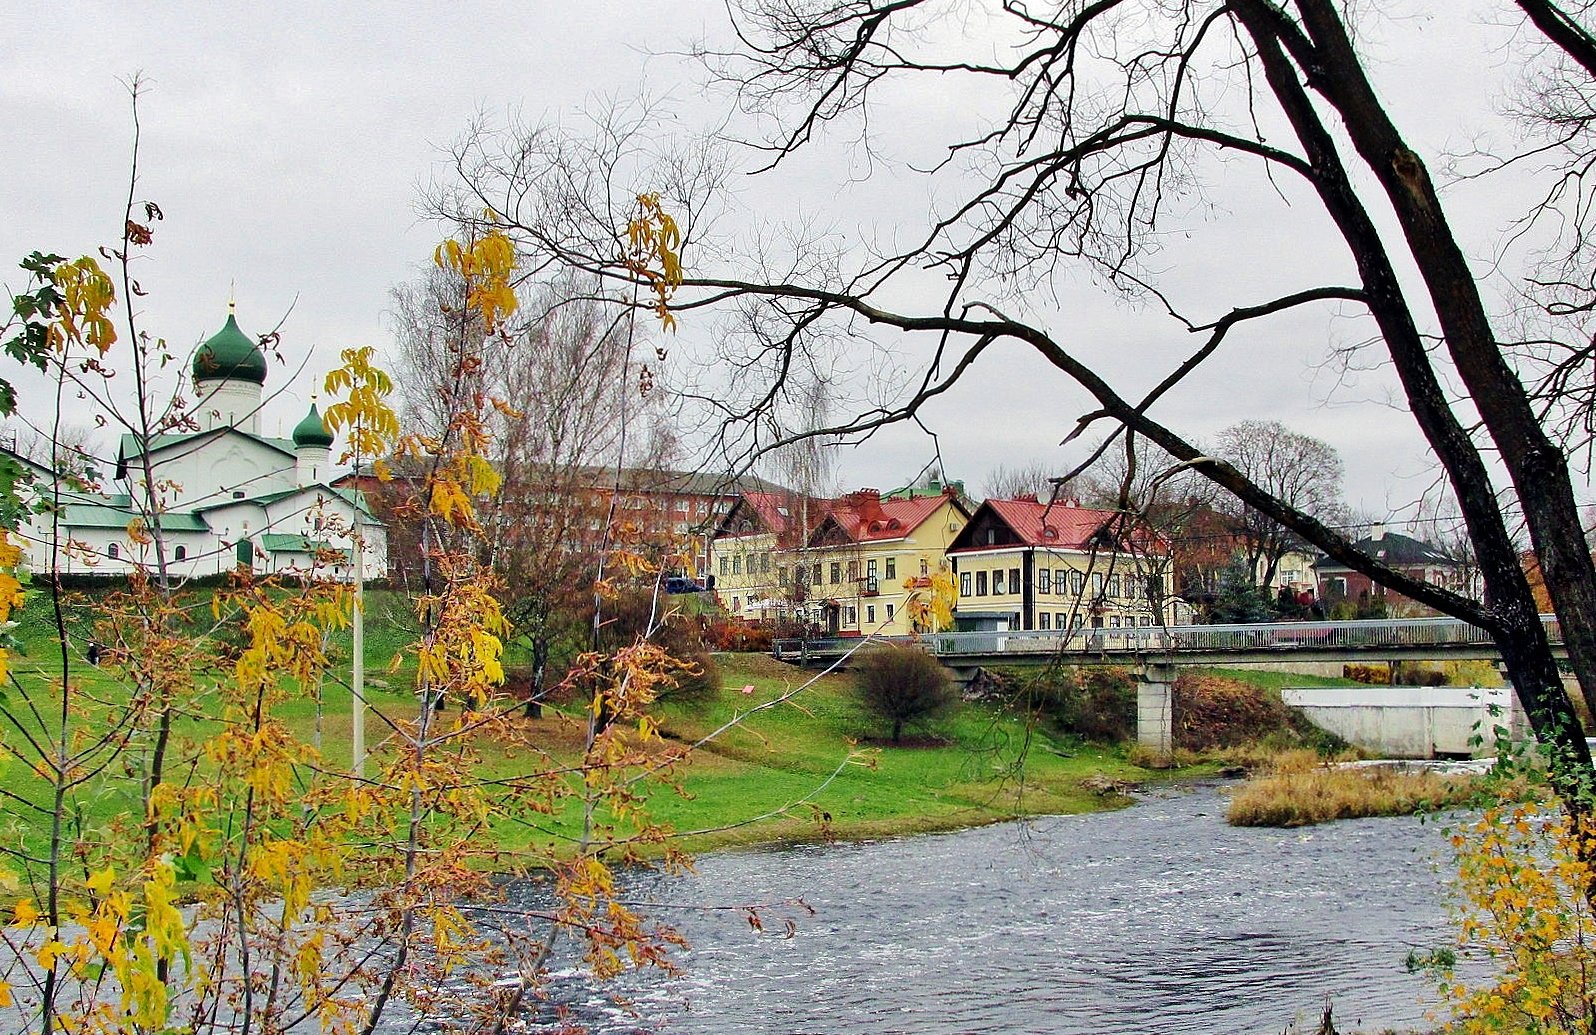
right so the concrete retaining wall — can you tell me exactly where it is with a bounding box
[1281,685,1518,759]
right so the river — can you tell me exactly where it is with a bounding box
[511,781,1466,1034]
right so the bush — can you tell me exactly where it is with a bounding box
[993,666,1136,743]
[662,650,722,704]
[1343,663,1392,685]
[703,616,774,652]
[1173,673,1297,752]
[853,645,955,743]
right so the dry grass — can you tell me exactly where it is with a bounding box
[1228,751,1484,827]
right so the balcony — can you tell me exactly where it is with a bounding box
[859,576,880,597]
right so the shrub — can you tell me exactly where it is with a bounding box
[1004,666,1136,742]
[853,645,955,743]
[1173,673,1296,751]
[703,616,774,652]
[1343,663,1392,685]
[662,650,722,704]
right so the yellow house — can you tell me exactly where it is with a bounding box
[709,492,825,621]
[947,496,1176,632]
[800,488,971,636]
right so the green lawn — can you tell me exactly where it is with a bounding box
[5,587,1365,866]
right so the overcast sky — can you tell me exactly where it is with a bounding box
[0,2,1568,523]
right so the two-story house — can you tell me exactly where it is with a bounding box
[800,487,971,636]
[946,496,1175,633]
[1315,525,1474,617]
[710,491,827,621]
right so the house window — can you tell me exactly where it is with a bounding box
[794,564,806,585]
[1009,568,1020,593]
[920,558,929,576]
[813,565,823,586]
[1071,571,1085,595]
[1092,572,1105,596]
[732,554,742,575]
[845,606,857,626]
[762,553,771,573]
[779,566,788,584]
[1140,615,1152,626]
[885,557,896,579]
[1039,612,1051,630]
[232,490,245,499]
[1331,576,1347,598]
[830,562,842,584]
[1108,574,1122,597]
[886,603,895,621]
[174,545,187,561]
[697,501,708,515]
[1110,615,1122,628]
[847,560,859,581]
[866,605,876,625]
[1059,613,1070,630]
[976,571,988,596]
[867,559,877,578]
[961,571,971,596]
[107,542,120,560]
[993,569,1006,595]
[719,556,729,576]
[732,596,741,611]
[1038,568,1051,593]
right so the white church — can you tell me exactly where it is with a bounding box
[9,307,387,582]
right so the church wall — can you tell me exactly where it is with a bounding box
[134,434,297,512]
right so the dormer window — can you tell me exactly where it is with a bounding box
[232,490,245,499]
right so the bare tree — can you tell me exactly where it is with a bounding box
[393,266,673,702]
[981,461,1055,501]
[445,2,1596,808]
[1213,421,1346,591]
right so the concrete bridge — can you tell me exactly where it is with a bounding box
[772,615,1562,755]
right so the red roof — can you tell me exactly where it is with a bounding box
[824,491,954,543]
[741,492,800,535]
[952,497,1169,554]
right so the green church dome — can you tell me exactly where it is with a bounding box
[292,403,334,448]
[192,312,267,385]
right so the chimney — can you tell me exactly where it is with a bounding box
[1370,522,1386,541]
[845,487,885,524]
[1016,492,1038,504]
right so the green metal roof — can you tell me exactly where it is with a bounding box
[259,533,350,559]
[201,483,379,520]
[58,502,209,532]
[291,403,334,448]
[118,430,297,463]
[192,313,267,385]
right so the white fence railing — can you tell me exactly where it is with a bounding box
[772,615,1560,661]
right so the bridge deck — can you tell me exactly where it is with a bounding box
[772,615,1563,668]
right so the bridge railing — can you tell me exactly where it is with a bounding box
[771,615,1561,662]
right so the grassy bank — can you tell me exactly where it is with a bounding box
[5,592,1163,860]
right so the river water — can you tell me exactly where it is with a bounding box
[513,781,1465,1034]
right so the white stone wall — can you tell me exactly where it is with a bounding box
[193,378,263,435]
[125,433,297,512]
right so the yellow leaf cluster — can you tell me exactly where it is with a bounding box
[627,193,683,332]
[324,345,401,466]
[434,227,519,334]
[49,256,118,353]
[1439,801,1596,1032]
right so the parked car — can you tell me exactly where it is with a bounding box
[664,575,706,594]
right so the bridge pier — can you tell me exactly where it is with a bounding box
[1137,662,1177,756]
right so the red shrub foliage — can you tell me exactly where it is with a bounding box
[1172,673,1295,751]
